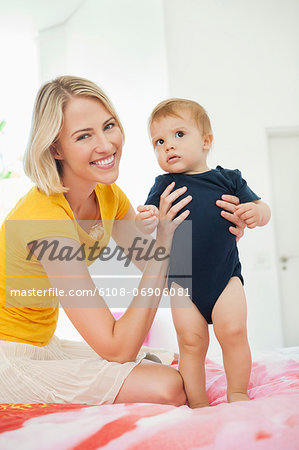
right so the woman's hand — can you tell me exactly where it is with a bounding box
[216,194,246,242]
[157,182,192,245]
[135,183,191,240]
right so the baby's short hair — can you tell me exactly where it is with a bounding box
[149,98,212,136]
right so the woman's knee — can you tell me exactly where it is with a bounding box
[160,368,186,406]
[114,362,186,406]
[140,364,186,406]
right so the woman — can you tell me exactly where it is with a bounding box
[0,76,245,405]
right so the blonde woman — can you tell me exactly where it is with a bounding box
[0,76,245,405]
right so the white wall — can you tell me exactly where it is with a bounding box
[38,0,168,206]
[36,0,299,353]
[0,31,38,162]
[162,0,299,350]
[38,23,67,80]
[0,29,38,223]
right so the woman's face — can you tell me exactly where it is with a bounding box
[54,96,123,187]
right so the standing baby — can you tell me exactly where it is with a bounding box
[136,99,271,408]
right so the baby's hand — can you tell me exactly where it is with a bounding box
[234,202,260,229]
[135,204,159,234]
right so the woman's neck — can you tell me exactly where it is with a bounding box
[62,176,98,220]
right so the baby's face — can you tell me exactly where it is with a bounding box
[150,111,212,174]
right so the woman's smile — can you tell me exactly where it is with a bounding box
[90,152,116,169]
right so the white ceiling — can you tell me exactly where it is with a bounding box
[0,0,84,34]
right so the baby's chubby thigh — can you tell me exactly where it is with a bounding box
[170,282,209,355]
[211,277,248,346]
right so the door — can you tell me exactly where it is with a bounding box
[268,129,299,347]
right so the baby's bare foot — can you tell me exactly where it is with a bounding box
[190,402,210,409]
[227,392,250,403]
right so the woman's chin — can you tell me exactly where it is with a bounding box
[95,168,119,185]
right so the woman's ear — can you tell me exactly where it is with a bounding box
[50,142,64,161]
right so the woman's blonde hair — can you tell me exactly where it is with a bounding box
[24,75,124,196]
[149,98,212,136]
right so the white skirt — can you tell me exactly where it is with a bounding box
[0,336,174,405]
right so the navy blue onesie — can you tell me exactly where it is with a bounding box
[145,166,260,324]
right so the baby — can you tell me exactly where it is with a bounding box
[136,99,271,408]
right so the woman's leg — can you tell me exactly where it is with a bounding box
[171,283,210,408]
[114,359,186,406]
[212,277,251,402]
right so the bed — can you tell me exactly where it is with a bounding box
[1,347,298,450]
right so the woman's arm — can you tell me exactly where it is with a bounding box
[36,183,191,363]
[112,204,159,272]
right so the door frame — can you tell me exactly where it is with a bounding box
[267,126,299,346]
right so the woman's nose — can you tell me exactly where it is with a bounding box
[94,133,113,153]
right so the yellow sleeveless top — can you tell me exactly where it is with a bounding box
[0,183,130,346]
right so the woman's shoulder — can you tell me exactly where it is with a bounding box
[96,182,124,193]
[2,187,78,249]
[95,183,130,220]
[6,186,72,221]
[95,182,128,202]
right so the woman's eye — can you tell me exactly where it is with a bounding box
[77,133,90,141]
[156,139,164,146]
[104,122,115,131]
[175,131,184,138]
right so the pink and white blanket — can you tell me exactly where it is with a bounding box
[1,347,298,449]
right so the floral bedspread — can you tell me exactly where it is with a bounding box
[0,348,298,450]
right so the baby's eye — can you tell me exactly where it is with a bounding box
[175,131,184,138]
[155,139,164,146]
[77,133,90,141]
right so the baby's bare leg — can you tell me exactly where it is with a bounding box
[171,283,209,408]
[212,277,251,402]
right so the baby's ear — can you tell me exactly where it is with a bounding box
[203,134,213,149]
